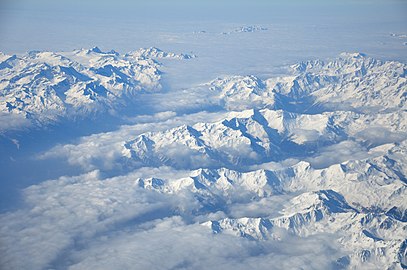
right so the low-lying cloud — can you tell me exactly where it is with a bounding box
[0,113,31,133]
[0,169,344,270]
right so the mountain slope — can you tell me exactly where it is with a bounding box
[209,53,406,113]
[0,47,195,130]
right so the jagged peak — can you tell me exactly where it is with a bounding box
[292,161,312,171]
[289,52,382,76]
[210,75,263,87]
[283,189,355,216]
[202,217,273,240]
[89,46,102,54]
[73,46,106,56]
[168,124,200,136]
[138,177,166,189]
[26,50,44,56]
[190,168,219,179]
[126,47,195,60]
[144,47,163,53]
[290,59,326,73]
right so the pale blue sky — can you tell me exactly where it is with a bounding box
[0,0,406,55]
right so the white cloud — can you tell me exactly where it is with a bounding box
[0,170,181,270]
[0,113,31,133]
[124,110,177,124]
[355,127,406,147]
[0,168,344,270]
[66,219,342,270]
[306,140,374,169]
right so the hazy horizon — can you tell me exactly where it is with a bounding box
[1,0,406,57]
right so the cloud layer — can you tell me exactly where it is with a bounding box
[0,170,345,270]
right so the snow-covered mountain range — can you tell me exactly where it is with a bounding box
[210,53,406,113]
[0,51,406,269]
[0,47,196,131]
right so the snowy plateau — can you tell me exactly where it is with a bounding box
[0,46,406,270]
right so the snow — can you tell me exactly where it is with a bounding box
[0,47,198,129]
[1,2,407,268]
[126,47,196,60]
